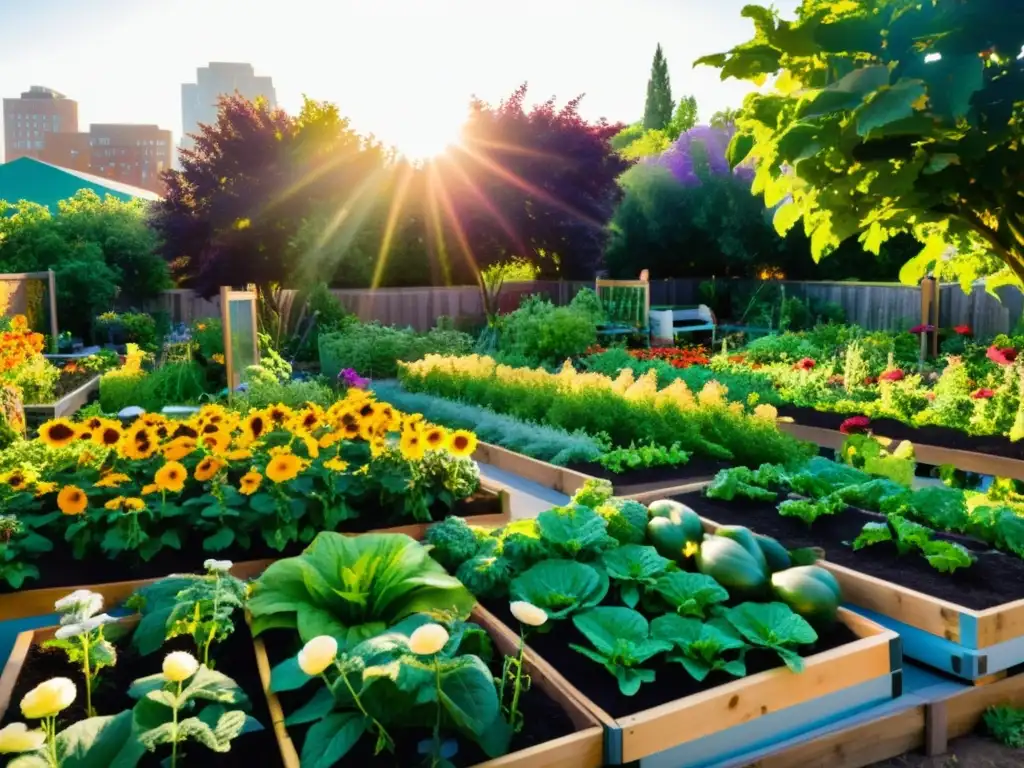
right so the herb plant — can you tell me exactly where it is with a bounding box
[569,607,673,696]
[43,590,118,717]
[597,442,691,474]
[984,705,1024,749]
[650,615,748,682]
[777,494,845,526]
[536,504,617,560]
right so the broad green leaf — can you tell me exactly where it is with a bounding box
[438,656,502,743]
[284,686,335,726]
[300,712,368,768]
[510,559,609,620]
[131,608,173,656]
[203,527,235,551]
[181,665,249,707]
[726,133,755,168]
[249,493,277,514]
[652,572,729,618]
[724,602,817,672]
[852,521,893,550]
[773,202,803,236]
[58,711,143,768]
[269,656,313,693]
[537,505,616,559]
[856,80,928,137]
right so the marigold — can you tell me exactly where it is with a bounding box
[447,429,477,458]
[239,471,262,495]
[162,437,197,461]
[104,496,145,513]
[38,418,78,449]
[400,430,426,461]
[194,457,224,482]
[95,472,131,488]
[57,485,88,515]
[155,461,187,493]
[265,453,303,483]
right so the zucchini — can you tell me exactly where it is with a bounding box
[715,525,768,575]
[648,500,704,539]
[695,535,769,598]
[755,533,792,573]
[771,565,841,629]
[647,513,703,565]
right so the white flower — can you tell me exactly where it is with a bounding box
[0,722,46,753]
[54,589,103,619]
[204,559,233,573]
[509,601,548,627]
[297,636,338,676]
[409,624,449,656]
[20,678,76,719]
[54,613,117,640]
[162,651,199,682]
[54,623,87,640]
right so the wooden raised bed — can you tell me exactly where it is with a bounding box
[475,605,900,767]
[23,374,100,428]
[253,607,605,768]
[0,482,511,622]
[472,441,595,496]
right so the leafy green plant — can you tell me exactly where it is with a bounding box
[510,560,609,621]
[425,516,491,571]
[651,572,729,618]
[595,498,650,545]
[597,442,691,473]
[777,494,845,526]
[601,544,673,608]
[722,602,817,673]
[0,513,55,589]
[455,553,513,600]
[569,607,673,696]
[706,466,779,502]
[248,532,475,645]
[570,478,614,509]
[984,705,1024,749]
[43,590,118,717]
[319,322,473,380]
[536,504,617,560]
[651,614,748,681]
[853,516,976,573]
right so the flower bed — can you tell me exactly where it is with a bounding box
[22,373,101,428]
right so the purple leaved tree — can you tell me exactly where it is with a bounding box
[645,125,752,187]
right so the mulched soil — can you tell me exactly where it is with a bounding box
[566,457,731,495]
[870,735,1022,767]
[1,623,278,768]
[482,600,859,721]
[3,493,501,595]
[777,404,1024,461]
[261,626,577,766]
[675,492,1024,610]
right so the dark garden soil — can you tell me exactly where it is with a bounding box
[777,404,1024,462]
[675,492,1024,610]
[870,735,1022,767]
[1,623,279,768]
[567,457,732,496]
[482,600,860,721]
[262,626,577,766]
[3,492,502,595]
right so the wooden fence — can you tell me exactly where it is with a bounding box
[0,270,59,344]
[149,279,1023,337]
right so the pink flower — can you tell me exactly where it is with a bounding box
[793,357,816,370]
[953,325,972,336]
[840,416,871,435]
[987,346,1018,366]
[971,388,995,399]
[880,369,905,382]
[910,324,936,334]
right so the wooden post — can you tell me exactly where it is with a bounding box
[46,270,58,353]
[220,285,232,402]
[920,278,937,361]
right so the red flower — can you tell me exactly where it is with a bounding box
[863,376,877,385]
[953,325,972,336]
[794,357,816,370]
[971,388,995,399]
[910,324,936,334]
[880,369,905,381]
[840,416,871,435]
[987,346,1018,366]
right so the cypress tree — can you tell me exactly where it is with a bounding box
[642,44,673,131]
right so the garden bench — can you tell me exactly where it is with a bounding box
[650,304,717,344]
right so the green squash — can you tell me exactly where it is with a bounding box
[715,525,768,575]
[771,565,841,629]
[755,533,792,573]
[648,500,704,537]
[695,535,769,598]
[647,511,703,564]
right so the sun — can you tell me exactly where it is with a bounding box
[390,111,466,163]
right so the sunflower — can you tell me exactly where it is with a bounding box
[0,468,36,491]
[194,457,224,482]
[378,405,399,431]
[57,485,88,515]
[121,424,158,460]
[239,471,262,495]
[155,461,187,493]
[358,419,378,441]
[104,496,146,513]
[423,426,447,451]
[400,430,426,461]
[318,429,344,449]
[300,434,320,459]
[76,429,93,442]
[447,430,478,458]
[162,437,197,461]
[92,421,123,448]
[83,416,104,432]
[199,431,230,454]
[141,414,166,428]
[141,483,159,496]
[170,423,199,440]
[323,457,349,472]
[34,481,57,497]
[244,412,268,443]
[38,418,78,449]
[266,404,294,428]
[225,447,253,461]
[293,405,324,433]
[265,453,303,484]
[95,472,131,488]
[357,402,377,421]
[341,420,361,440]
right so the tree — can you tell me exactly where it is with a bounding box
[709,107,741,130]
[437,84,631,280]
[667,95,699,139]
[697,0,1024,289]
[619,129,672,159]
[643,44,674,131]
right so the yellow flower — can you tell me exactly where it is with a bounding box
[323,457,349,472]
[409,624,449,655]
[318,429,344,449]
[82,416,104,432]
[423,426,447,451]
[199,430,230,455]
[94,472,131,488]
[225,447,252,461]
[57,485,87,515]
[266,404,293,428]
[104,496,145,513]
[155,461,187,493]
[239,471,262,496]
[446,430,477,458]
[20,677,76,719]
[293,405,324,433]
[141,414,167,428]
[400,430,426,461]
[301,434,319,459]
[38,418,78,449]
[162,652,199,682]
[0,468,36,492]
[196,323,207,331]
[211,353,225,364]
[297,636,337,675]
[141,483,159,496]
[243,411,268,443]
[509,601,548,627]
[752,404,779,422]
[0,722,46,753]
[170,422,199,441]
[33,481,57,497]
[194,457,224,482]
[120,424,158,460]
[162,437,197,461]
[266,453,303,484]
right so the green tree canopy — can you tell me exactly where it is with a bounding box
[643,44,675,130]
[667,95,699,139]
[698,0,1024,289]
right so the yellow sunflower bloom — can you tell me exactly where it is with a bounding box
[199,431,230,455]
[265,453,303,483]
[38,418,78,449]
[104,496,145,512]
[120,424,158,460]
[155,461,187,493]
[266,404,294,429]
[239,470,262,495]
[57,485,88,515]
[323,457,349,472]
[318,429,344,449]
[141,483,159,496]
[194,457,224,482]
[300,434,319,459]
[141,414,167,428]
[162,437,197,461]
[225,447,252,461]
[243,411,269,443]
[423,426,447,451]
[293,405,324,433]
[34,481,57,497]
[400,430,426,461]
[95,472,131,488]
[0,468,36,491]
[83,416,104,432]
[170,423,199,441]
[92,421,123,448]
[447,430,478,458]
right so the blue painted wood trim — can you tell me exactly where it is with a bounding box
[959,613,979,650]
[638,673,895,768]
[604,722,624,765]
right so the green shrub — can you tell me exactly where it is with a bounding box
[497,296,597,366]
[236,377,336,410]
[99,361,210,413]
[318,322,474,379]
[100,371,148,413]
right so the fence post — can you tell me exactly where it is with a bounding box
[47,270,58,353]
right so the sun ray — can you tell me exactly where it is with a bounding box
[370,163,416,290]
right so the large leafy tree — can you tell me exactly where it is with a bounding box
[643,44,675,131]
[698,0,1024,289]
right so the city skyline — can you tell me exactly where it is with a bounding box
[0,0,800,162]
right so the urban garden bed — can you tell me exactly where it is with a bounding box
[22,373,100,428]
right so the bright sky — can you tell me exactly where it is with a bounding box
[0,0,799,162]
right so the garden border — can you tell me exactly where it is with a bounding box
[473,604,899,766]
[471,441,595,496]
[252,607,605,768]
[22,374,100,428]
[0,483,511,623]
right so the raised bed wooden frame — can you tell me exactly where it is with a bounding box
[22,374,100,428]
[474,605,900,767]
[252,607,605,768]
[472,441,594,496]
[0,483,511,623]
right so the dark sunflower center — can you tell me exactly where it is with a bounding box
[203,424,219,434]
[453,436,469,450]
[101,429,119,445]
[49,424,75,441]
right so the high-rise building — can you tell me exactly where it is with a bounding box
[38,124,172,195]
[3,86,79,162]
[180,62,277,154]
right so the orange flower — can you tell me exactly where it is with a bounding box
[239,471,262,495]
[194,457,224,482]
[155,461,187,493]
[57,485,87,515]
